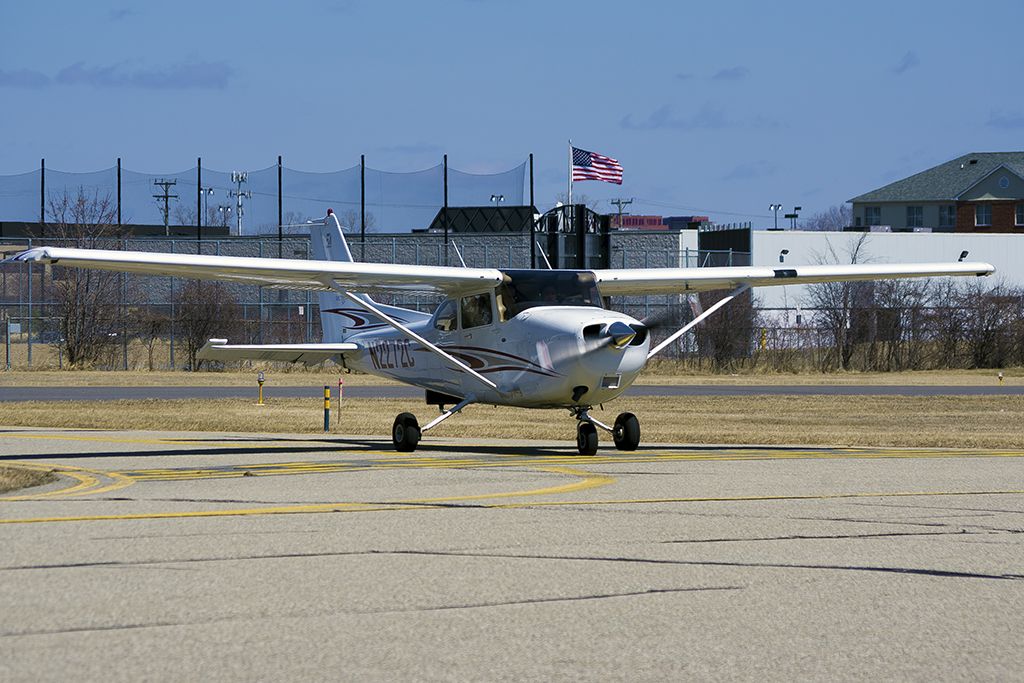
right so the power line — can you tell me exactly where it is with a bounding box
[609,197,633,227]
[631,196,774,220]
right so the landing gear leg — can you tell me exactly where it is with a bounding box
[571,406,611,455]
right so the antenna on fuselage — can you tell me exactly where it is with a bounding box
[451,241,468,268]
[535,241,553,269]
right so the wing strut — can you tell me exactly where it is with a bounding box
[331,286,498,390]
[647,284,750,360]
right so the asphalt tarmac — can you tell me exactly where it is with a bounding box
[2,383,1023,402]
[1,427,1022,680]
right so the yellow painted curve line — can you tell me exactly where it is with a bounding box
[487,488,1024,508]
[0,466,612,525]
[0,462,135,501]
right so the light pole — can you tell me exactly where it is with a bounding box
[200,187,214,223]
[769,203,783,230]
[490,194,504,208]
[217,205,232,228]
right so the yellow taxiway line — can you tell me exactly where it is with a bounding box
[0,466,613,525]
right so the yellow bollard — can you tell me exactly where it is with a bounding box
[257,371,265,405]
[323,385,331,432]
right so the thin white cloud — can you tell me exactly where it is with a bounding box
[0,68,50,87]
[55,61,233,89]
[711,66,750,81]
[621,103,731,131]
[987,110,1024,129]
[890,51,919,75]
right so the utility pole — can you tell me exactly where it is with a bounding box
[152,179,179,236]
[610,197,633,228]
[229,171,252,236]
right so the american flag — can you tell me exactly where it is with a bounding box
[572,146,623,185]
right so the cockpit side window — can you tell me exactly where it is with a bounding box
[433,299,458,331]
[460,293,493,329]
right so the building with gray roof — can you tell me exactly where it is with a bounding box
[849,152,1024,233]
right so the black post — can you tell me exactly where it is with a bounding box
[575,204,587,270]
[196,157,202,250]
[116,157,122,227]
[39,158,45,237]
[443,154,449,266]
[529,153,534,208]
[277,155,283,259]
[529,153,535,268]
[360,154,366,261]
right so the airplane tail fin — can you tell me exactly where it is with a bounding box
[308,210,428,342]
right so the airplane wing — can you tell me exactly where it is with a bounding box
[197,339,358,366]
[3,247,503,297]
[594,261,995,295]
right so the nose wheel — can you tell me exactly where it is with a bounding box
[572,408,641,454]
[576,422,598,455]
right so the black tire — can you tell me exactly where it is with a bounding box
[613,412,640,451]
[392,412,421,452]
[576,422,598,455]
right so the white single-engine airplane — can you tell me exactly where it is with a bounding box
[5,210,994,453]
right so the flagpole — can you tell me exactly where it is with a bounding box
[567,139,573,209]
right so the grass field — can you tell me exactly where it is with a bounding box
[0,365,1019,387]
[1,395,1021,449]
[0,466,56,495]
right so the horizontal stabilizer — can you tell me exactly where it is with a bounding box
[197,339,357,366]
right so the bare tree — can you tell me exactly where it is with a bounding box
[42,189,124,367]
[804,234,873,370]
[173,281,242,371]
[173,203,223,229]
[693,290,759,370]
[554,193,602,211]
[803,204,853,232]
[337,209,377,233]
[957,279,1021,368]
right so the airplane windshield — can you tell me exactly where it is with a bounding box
[497,270,603,319]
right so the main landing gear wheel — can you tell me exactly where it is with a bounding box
[613,412,640,451]
[392,412,421,452]
[576,421,598,455]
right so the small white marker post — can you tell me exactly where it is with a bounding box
[342,376,350,423]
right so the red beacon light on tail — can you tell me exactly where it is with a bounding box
[326,208,334,216]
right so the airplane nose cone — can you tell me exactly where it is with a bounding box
[606,321,636,349]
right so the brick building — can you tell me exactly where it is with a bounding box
[849,152,1024,233]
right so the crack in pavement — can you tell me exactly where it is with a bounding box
[0,585,741,638]
[383,550,1024,582]
[3,546,1020,582]
[660,530,968,544]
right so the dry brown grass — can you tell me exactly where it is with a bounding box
[1,364,1019,387]
[0,395,1020,449]
[0,466,57,494]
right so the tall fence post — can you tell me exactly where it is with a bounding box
[116,157,122,227]
[169,239,175,369]
[5,318,10,371]
[196,157,202,249]
[39,158,45,237]
[277,155,283,259]
[443,154,448,266]
[360,154,366,261]
[258,241,265,344]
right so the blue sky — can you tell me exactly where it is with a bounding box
[2,0,1024,227]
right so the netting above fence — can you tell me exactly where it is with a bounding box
[0,159,528,236]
